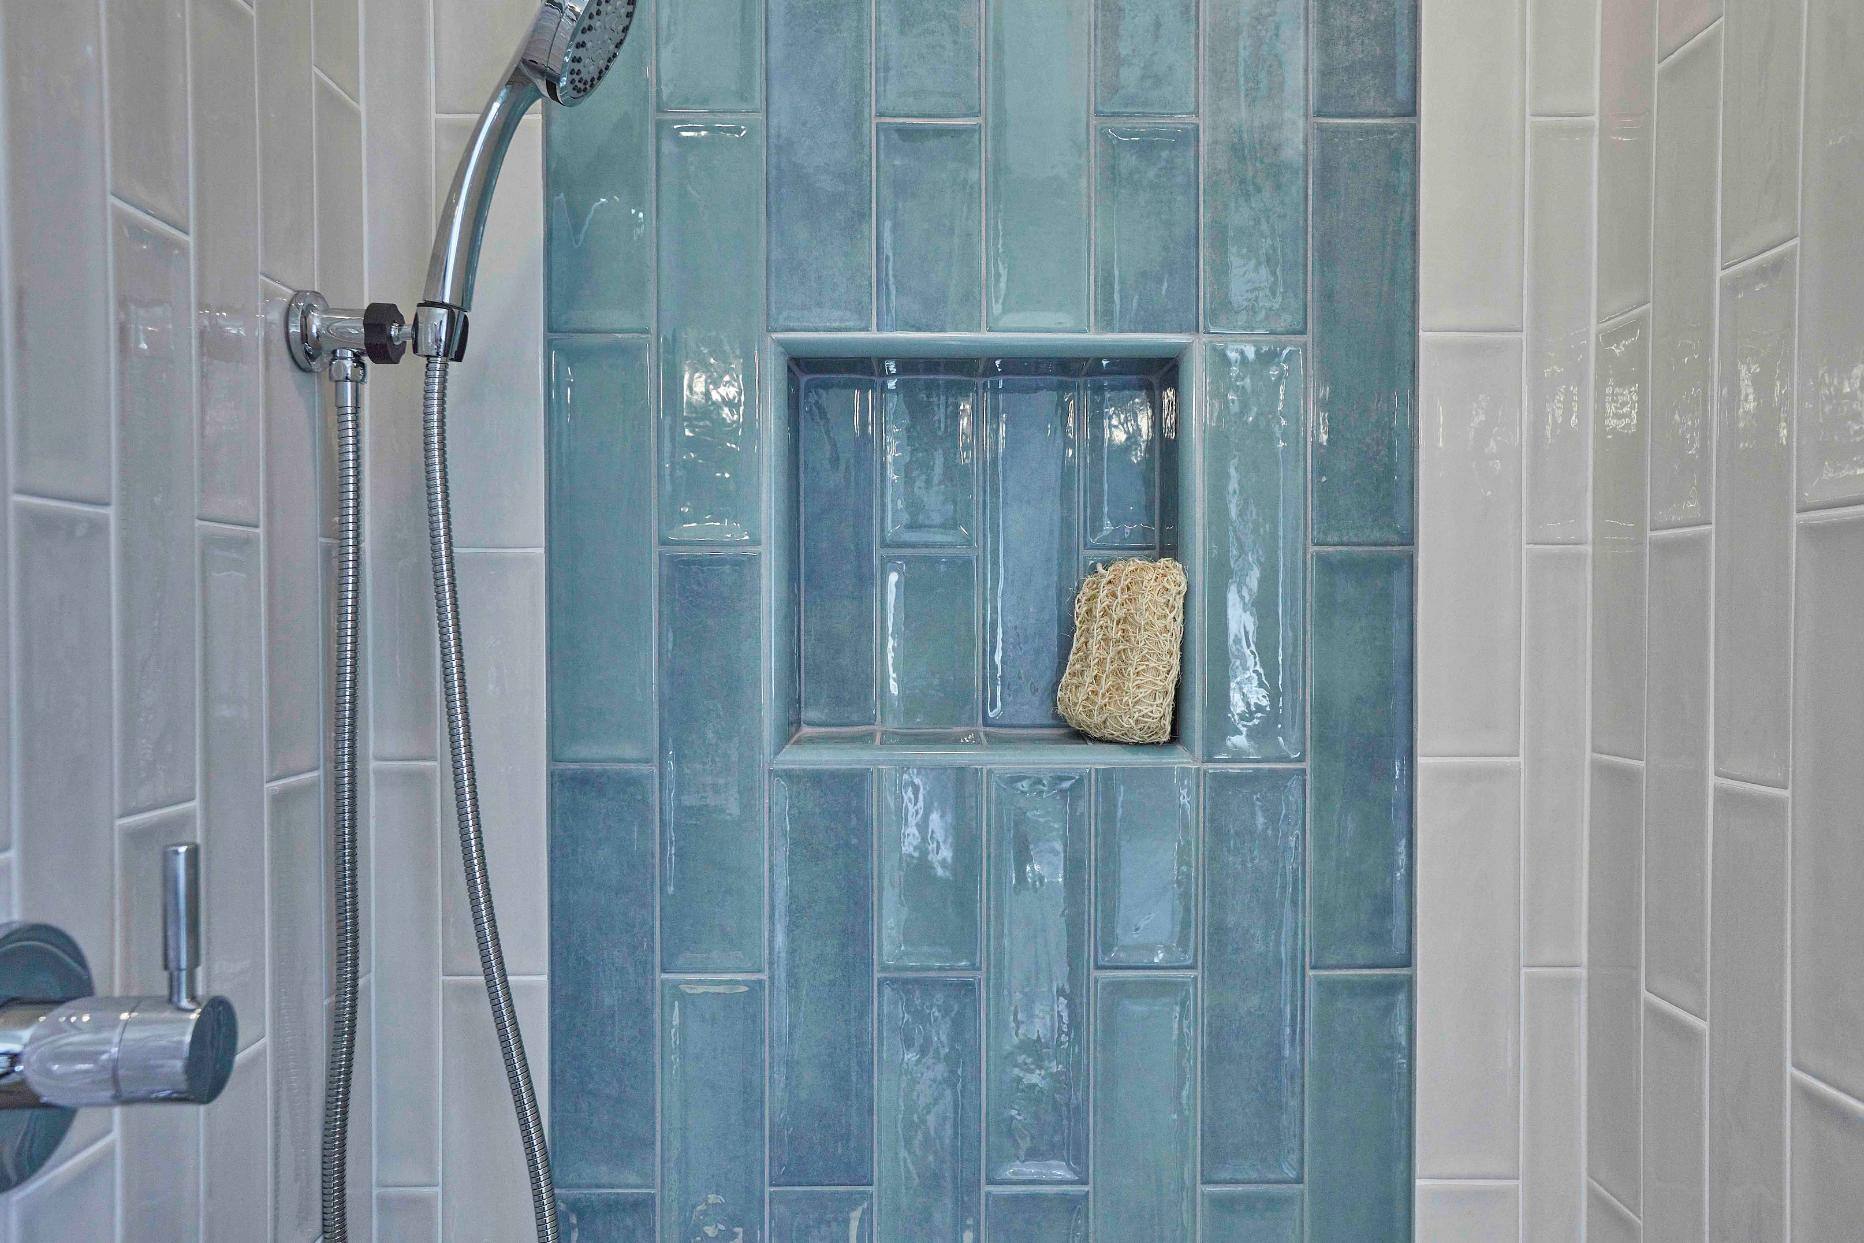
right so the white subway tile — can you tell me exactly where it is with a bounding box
[1597,0,1656,316]
[372,763,443,1186]
[105,0,190,229]
[315,0,363,100]
[256,0,317,288]
[1592,314,1651,760]
[434,0,543,115]
[377,1188,441,1242]
[1529,0,1600,116]
[264,283,327,781]
[1415,1182,1520,1240]
[1525,120,1596,543]
[1643,999,1707,1243]
[1523,970,1585,1243]
[1524,547,1588,965]
[1721,0,1804,264]
[269,775,327,1240]
[1588,756,1644,1211]
[441,977,550,1243]
[314,77,366,311]
[1659,0,1722,58]
[204,1045,271,1242]
[1588,1182,1641,1243]
[1791,1074,1864,1238]
[10,1137,115,1240]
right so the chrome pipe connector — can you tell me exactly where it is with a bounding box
[286,290,410,372]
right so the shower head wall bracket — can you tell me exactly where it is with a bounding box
[286,290,409,372]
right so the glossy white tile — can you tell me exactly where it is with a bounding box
[10,1137,115,1241]
[1721,0,1803,264]
[314,77,366,310]
[204,1046,271,1242]
[377,1188,441,1243]
[269,775,327,1241]
[1791,1074,1864,1239]
[1529,0,1600,116]
[315,0,363,100]
[434,0,542,114]
[1592,313,1650,760]
[264,286,327,780]
[1415,1182,1520,1240]
[256,0,316,288]
[1523,548,1588,966]
[1643,998,1707,1243]
[1659,0,1722,57]
[1597,0,1656,316]
[105,0,190,228]
[1588,1182,1641,1243]
[1522,970,1584,1243]
[442,977,550,1243]
[1588,756,1644,1211]
[1525,120,1596,543]
[372,763,443,1186]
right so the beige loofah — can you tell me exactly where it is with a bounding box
[1056,557,1187,744]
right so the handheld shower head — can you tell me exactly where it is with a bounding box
[519,0,639,106]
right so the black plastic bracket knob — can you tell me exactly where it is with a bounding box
[363,302,408,365]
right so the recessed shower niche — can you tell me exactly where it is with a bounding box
[773,344,1196,764]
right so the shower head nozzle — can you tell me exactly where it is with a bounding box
[522,0,639,106]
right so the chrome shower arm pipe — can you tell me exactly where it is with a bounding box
[422,65,543,322]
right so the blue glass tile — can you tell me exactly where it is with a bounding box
[1310,552,1413,970]
[800,377,878,726]
[656,0,761,111]
[880,767,983,969]
[986,0,1090,330]
[772,1191,875,1242]
[1202,770,1304,1182]
[878,0,981,116]
[1202,344,1306,761]
[878,125,983,333]
[1095,0,1197,115]
[1083,376,1159,550]
[658,121,763,544]
[560,1191,656,1242]
[1204,0,1306,333]
[985,1192,1089,1241]
[878,978,983,1243]
[1201,1188,1303,1242]
[544,9,650,333]
[769,0,872,330]
[771,770,875,1185]
[550,767,656,1188]
[883,555,981,728]
[548,338,654,763]
[1311,124,1417,546]
[1095,125,1199,333]
[1092,977,1196,1239]
[662,981,766,1243]
[659,553,765,973]
[882,375,980,546]
[984,379,1079,727]
[1308,974,1413,1243]
[1313,0,1417,118]
[1094,767,1196,966]
[986,771,1090,1183]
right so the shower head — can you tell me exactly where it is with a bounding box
[518,0,638,106]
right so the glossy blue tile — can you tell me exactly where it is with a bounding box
[987,771,1090,1182]
[1096,0,1197,115]
[771,1191,875,1242]
[551,767,656,1189]
[1092,977,1196,1240]
[985,1192,1089,1241]
[659,553,765,973]
[984,378,1079,727]
[770,769,875,1186]
[800,377,878,726]
[880,768,983,969]
[986,0,1091,330]
[877,0,981,117]
[548,338,654,763]
[1313,0,1417,118]
[878,978,982,1243]
[882,375,979,546]
[544,8,650,333]
[658,121,763,544]
[1200,1188,1303,1241]
[1203,344,1306,761]
[1308,974,1413,1243]
[882,555,981,728]
[656,0,761,111]
[1312,124,1417,546]
[560,1191,656,1242]
[1095,768,1196,967]
[1083,376,1159,549]
[769,0,872,331]
[1204,0,1306,333]
[878,125,983,333]
[662,981,766,1243]
[1202,770,1305,1182]
[1095,125,1199,333]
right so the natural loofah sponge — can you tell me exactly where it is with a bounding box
[1056,557,1187,744]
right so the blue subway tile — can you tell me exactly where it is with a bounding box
[1202,770,1305,1182]
[984,378,1080,727]
[878,125,984,333]
[1313,0,1417,118]
[1095,0,1197,115]
[799,377,878,726]
[548,338,655,763]
[878,0,981,116]
[1095,767,1196,967]
[882,375,980,546]
[880,767,984,970]
[882,555,981,728]
[986,0,1091,330]
[656,0,761,110]
[560,1191,656,1242]
[544,9,651,333]
[659,553,765,973]
[985,1192,1089,1241]
[1202,344,1306,761]
[658,121,763,544]
[987,771,1090,1182]
[551,767,657,1189]
[1095,125,1199,333]
[772,1191,875,1242]
[878,978,983,1242]
[662,981,766,1242]
[769,0,873,330]
[1083,376,1160,550]
[1308,974,1414,1243]
[1092,976,1196,1239]
[1204,0,1306,332]
[770,769,876,1186]
[1311,124,1417,546]
[1310,552,1413,970]
[1200,1188,1303,1241]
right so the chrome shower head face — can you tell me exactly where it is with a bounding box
[526,0,638,106]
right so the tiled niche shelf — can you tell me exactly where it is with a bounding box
[771,335,1197,767]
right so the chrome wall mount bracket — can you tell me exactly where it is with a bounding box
[286,290,411,373]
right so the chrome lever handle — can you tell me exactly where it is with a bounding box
[162,842,201,1009]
